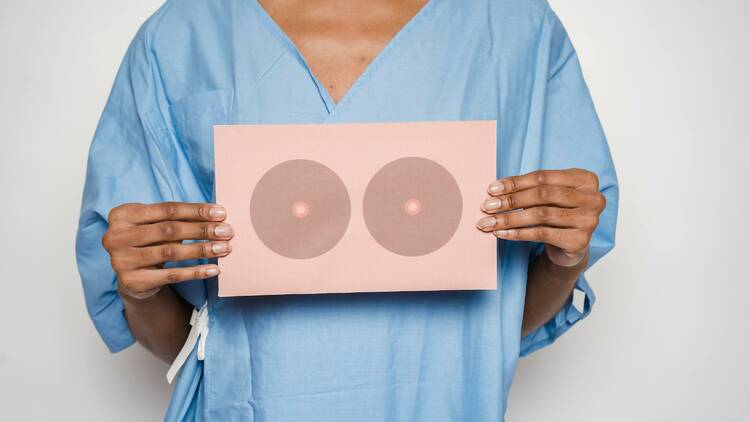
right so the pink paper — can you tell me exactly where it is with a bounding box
[214,120,497,297]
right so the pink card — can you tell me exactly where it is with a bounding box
[214,120,497,297]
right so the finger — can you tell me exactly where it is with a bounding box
[487,169,596,196]
[121,221,235,247]
[491,227,590,253]
[481,186,589,213]
[476,206,593,232]
[120,264,220,293]
[109,202,227,225]
[119,241,231,269]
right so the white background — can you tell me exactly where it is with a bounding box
[1,0,748,420]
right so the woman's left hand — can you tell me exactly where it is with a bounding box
[476,169,606,267]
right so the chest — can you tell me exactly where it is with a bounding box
[257,0,429,104]
[165,0,506,196]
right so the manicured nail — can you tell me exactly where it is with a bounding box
[214,224,234,238]
[494,230,511,237]
[205,267,220,277]
[209,206,226,219]
[488,181,505,195]
[212,242,229,255]
[482,198,502,211]
[476,216,497,230]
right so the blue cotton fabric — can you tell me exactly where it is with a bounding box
[75,0,619,420]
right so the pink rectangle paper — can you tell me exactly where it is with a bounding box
[214,120,497,296]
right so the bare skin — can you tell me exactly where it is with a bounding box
[104,0,606,362]
[476,169,606,335]
[258,0,430,103]
[103,202,234,362]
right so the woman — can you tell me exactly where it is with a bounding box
[76,0,618,419]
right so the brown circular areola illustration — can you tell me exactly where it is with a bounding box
[250,159,351,259]
[363,157,463,257]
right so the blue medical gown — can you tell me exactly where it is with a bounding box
[75,0,619,420]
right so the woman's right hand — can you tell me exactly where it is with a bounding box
[102,202,234,300]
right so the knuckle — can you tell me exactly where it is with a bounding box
[499,213,511,228]
[110,203,143,223]
[106,208,120,223]
[110,255,126,271]
[594,194,607,212]
[200,243,211,258]
[505,194,515,210]
[575,168,599,189]
[534,171,547,185]
[162,202,178,220]
[107,205,127,223]
[138,246,154,261]
[160,245,177,260]
[587,171,600,188]
[200,223,211,240]
[165,270,180,283]
[535,227,550,241]
[193,268,204,280]
[507,177,518,191]
[535,207,550,222]
[101,232,114,250]
[537,186,553,201]
[160,222,178,240]
[196,205,208,220]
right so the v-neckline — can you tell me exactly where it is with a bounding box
[250,0,436,116]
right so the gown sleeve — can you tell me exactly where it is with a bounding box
[519,7,620,356]
[75,23,180,352]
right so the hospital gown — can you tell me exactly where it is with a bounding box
[75,0,619,420]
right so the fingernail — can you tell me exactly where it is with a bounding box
[209,206,226,219]
[214,224,234,238]
[494,230,511,237]
[212,242,229,254]
[488,181,505,195]
[482,198,502,211]
[205,267,220,277]
[476,216,497,230]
